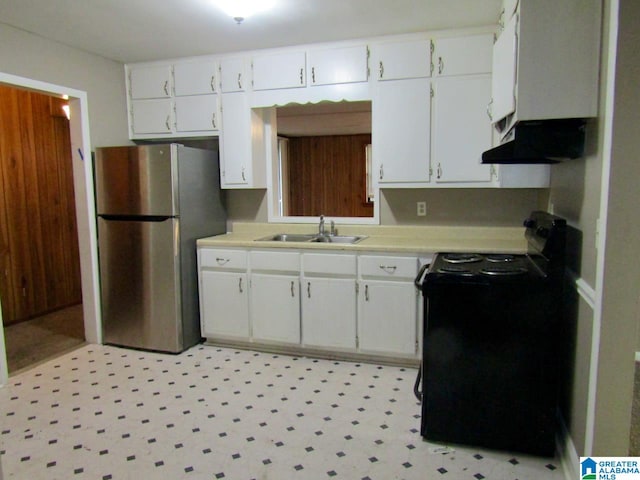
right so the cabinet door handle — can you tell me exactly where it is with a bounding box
[311,67,316,84]
[238,277,243,293]
[165,116,171,131]
[215,257,230,266]
[241,166,246,182]
[379,61,384,79]
[163,80,169,96]
[211,112,217,129]
[379,164,384,180]
[210,75,216,92]
[365,284,369,301]
[237,73,242,89]
[437,163,442,179]
[438,57,444,75]
[307,282,311,298]
[379,265,397,274]
[300,68,304,85]
[487,99,493,121]
[291,281,295,297]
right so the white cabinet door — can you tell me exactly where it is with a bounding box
[431,34,493,77]
[308,45,368,86]
[129,64,172,99]
[301,277,356,349]
[200,270,249,338]
[374,40,431,80]
[220,57,249,93]
[252,51,306,90]
[130,99,173,135]
[174,61,218,96]
[432,74,493,183]
[373,77,431,185]
[491,14,518,125]
[250,273,300,344]
[358,281,417,355]
[175,94,220,132]
[220,92,251,186]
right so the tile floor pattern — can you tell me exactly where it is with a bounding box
[0,344,565,480]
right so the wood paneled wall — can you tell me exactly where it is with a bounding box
[287,134,373,217]
[0,85,82,325]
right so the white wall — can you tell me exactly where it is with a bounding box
[0,23,130,147]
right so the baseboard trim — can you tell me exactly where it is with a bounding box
[558,416,579,480]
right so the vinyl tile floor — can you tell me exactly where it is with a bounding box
[0,344,565,480]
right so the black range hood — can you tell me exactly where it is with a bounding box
[482,119,586,164]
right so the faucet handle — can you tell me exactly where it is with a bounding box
[330,220,336,236]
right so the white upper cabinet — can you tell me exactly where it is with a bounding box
[491,15,518,125]
[220,57,250,93]
[432,75,493,183]
[431,34,493,77]
[129,64,173,99]
[307,45,369,86]
[490,0,601,134]
[130,99,173,135]
[173,61,218,96]
[174,94,220,132]
[252,51,306,90]
[373,77,431,185]
[373,39,431,81]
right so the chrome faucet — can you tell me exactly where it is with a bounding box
[318,215,325,235]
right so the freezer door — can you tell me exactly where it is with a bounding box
[98,217,183,352]
[95,145,179,216]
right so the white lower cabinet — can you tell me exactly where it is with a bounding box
[198,249,249,339]
[301,277,357,349]
[198,247,420,362]
[249,251,300,345]
[357,255,419,356]
[301,253,357,350]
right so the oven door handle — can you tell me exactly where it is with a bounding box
[414,263,430,290]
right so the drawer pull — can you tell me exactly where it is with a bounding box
[216,257,230,266]
[238,277,243,293]
[379,265,397,274]
[365,284,369,301]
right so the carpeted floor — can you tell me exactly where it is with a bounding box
[3,304,86,374]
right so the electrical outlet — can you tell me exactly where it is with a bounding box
[416,201,427,216]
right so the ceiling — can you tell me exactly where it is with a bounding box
[0,0,501,63]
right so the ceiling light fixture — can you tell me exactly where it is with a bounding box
[212,0,276,24]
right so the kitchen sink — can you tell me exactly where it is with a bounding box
[311,235,366,244]
[256,233,317,242]
[255,233,366,244]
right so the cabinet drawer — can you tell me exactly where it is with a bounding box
[359,255,417,280]
[303,253,356,276]
[200,248,247,270]
[250,250,300,273]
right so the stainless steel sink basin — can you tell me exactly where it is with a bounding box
[256,233,317,242]
[255,233,366,244]
[311,235,366,244]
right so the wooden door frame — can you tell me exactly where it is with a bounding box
[0,73,100,386]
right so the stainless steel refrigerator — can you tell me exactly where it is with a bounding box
[95,144,226,353]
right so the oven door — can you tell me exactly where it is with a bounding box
[419,279,559,456]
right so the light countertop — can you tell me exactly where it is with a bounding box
[197,222,528,254]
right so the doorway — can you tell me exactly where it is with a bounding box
[0,84,85,373]
[0,72,100,385]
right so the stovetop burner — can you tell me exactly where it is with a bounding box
[480,266,528,276]
[485,254,517,263]
[437,265,474,275]
[442,253,483,264]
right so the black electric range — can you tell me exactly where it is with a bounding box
[414,211,567,456]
